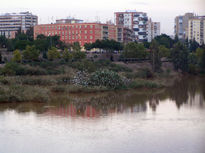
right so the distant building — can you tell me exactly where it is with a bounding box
[174,13,195,40]
[188,16,205,45]
[56,18,83,24]
[147,19,160,42]
[117,26,135,43]
[0,11,38,38]
[115,10,148,42]
[35,22,128,46]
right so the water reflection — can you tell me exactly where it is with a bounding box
[0,76,204,117]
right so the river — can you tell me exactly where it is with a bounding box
[0,76,205,153]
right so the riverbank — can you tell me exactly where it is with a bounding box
[0,60,181,103]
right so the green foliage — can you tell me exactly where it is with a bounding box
[89,70,124,89]
[62,48,72,62]
[72,42,81,52]
[87,39,123,51]
[47,47,60,60]
[154,34,174,49]
[159,45,170,58]
[12,50,22,63]
[72,60,96,73]
[84,43,93,50]
[22,45,40,61]
[150,40,162,72]
[72,51,86,61]
[171,42,189,72]
[0,52,2,63]
[122,42,147,59]
[0,62,47,76]
[0,85,49,102]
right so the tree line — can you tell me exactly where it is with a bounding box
[0,29,205,74]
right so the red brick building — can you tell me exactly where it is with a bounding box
[34,23,120,46]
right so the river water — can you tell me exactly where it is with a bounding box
[0,77,205,153]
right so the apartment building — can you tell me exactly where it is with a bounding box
[147,19,160,42]
[115,10,148,42]
[117,26,134,43]
[0,11,38,38]
[34,23,120,46]
[188,17,205,45]
[174,13,194,40]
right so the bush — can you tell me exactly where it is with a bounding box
[89,70,124,89]
[22,77,55,86]
[12,50,22,63]
[0,85,49,102]
[0,62,47,76]
[0,76,9,85]
[136,68,154,78]
[71,60,97,73]
[47,47,60,60]
[72,51,86,61]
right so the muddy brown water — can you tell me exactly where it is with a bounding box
[0,76,205,153]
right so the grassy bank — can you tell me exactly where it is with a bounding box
[0,60,179,103]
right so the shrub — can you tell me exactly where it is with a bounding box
[136,68,154,78]
[0,76,9,85]
[89,70,124,89]
[12,50,22,63]
[71,60,97,73]
[22,45,40,61]
[0,85,49,102]
[22,77,56,86]
[47,47,60,60]
[72,51,86,61]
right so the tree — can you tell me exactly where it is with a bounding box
[84,43,93,51]
[12,50,22,63]
[159,45,170,58]
[0,52,2,63]
[171,42,189,72]
[47,47,60,60]
[62,48,72,62]
[154,34,174,49]
[122,42,147,59]
[22,45,40,61]
[72,51,86,61]
[150,40,162,72]
[72,42,81,52]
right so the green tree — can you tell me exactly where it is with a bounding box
[12,50,22,63]
[72,51,86,61]
[0,52,2,63]
[171,42,189,72]
[72,42,81,52]
[154,34,174,49]
[62,48,72,62]
[159,45,170,58]
[122,42,147,59]
[150,40,162,72]
[22,45,40,61]
[47,47,60,60]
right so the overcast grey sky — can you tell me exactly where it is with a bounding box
[1,0,205,35]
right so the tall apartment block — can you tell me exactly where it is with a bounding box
[34,22,134,46]
[174,13,194,40]
[115,10,148,42]
[188,16,205,45]
[147,19,160,42]
[0,11,38,38]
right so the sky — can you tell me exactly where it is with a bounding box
[0,0,205,35]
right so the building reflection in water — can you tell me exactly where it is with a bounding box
[0,77,204,118]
